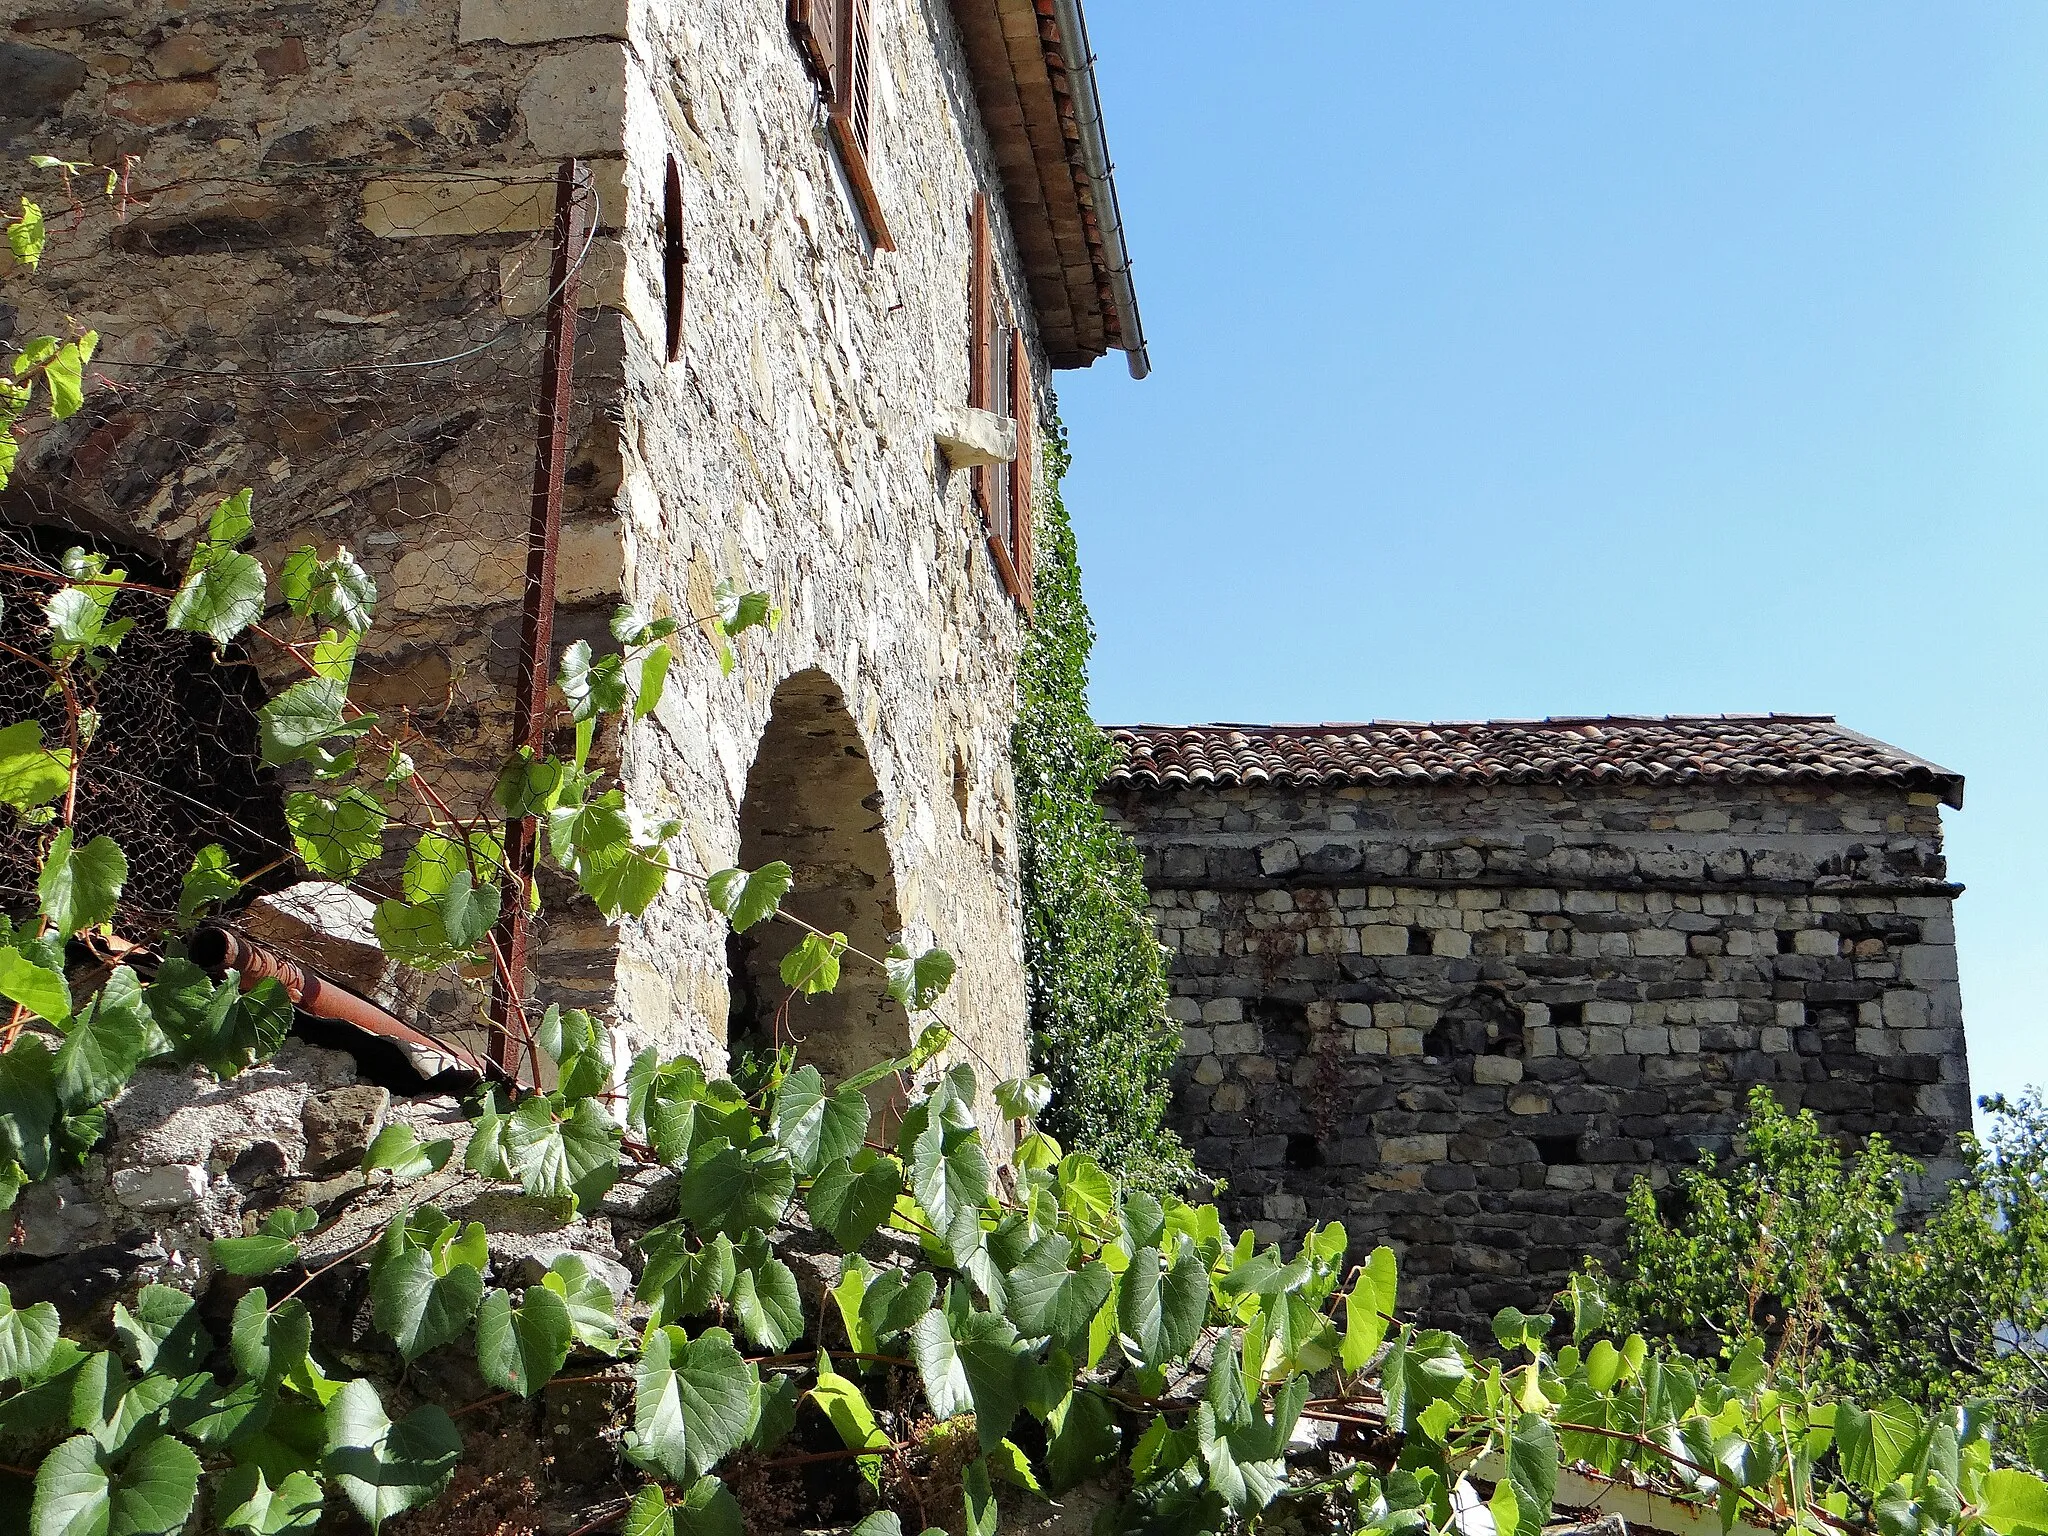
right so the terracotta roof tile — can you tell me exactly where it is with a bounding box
[1102,716,1964,808]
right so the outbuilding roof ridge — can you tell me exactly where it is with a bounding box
[1102,716,1965,809]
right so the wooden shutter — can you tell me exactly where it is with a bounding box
[968,194,991,414]
[1009,330,1034,611]
[839,0,872,156]
[789,0,839,94]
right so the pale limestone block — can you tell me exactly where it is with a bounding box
[1380,1133,1448,1164]
[1212,1023,1260,1055]
[1388,1028,1424,1056]
[1633,928,1686,957]
[1200,997,1243,1024]
[1901,945,1958,983]
[1777,1000,1806,1029]
[1761,1027,1791,1053]
[1855,1028,1894,1058]
[1192,1056,1225,1086]
[1431,928,1472,959]
[1213,1082,1248,1112]
[1587,1026,1625,1056]
[1883,989,1930,1029]
[1472,1055,1524,1084]
[1337,1003,1374,1028]
[933,404,1016,470]
[1372,1002,1405,1030]
[363,161,628,237]
[112,1163,207,1212]
[1507,1088,1550,1115]
[1349,1028,1389,1055]
[520,44,636,159]
[1624,1025,1670,1055]
[1521,1002,1551,1028]
[461,0,634,45]
[1179,1027,1213,1055]
[1528,1026,1558,1058]
[1699,999,1739,1024]
[1559,1027,1589,1057]
[1793,928,1838,957]
[1584,1000,1631,1027]
[1238,1056,1277,1082]
[1358,924,1407,957]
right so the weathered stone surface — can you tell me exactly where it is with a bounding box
[459,0,634,45]
[147,32,222,78]
[0,41,88,121]
[301,1085,391,1173]
[107,78,218,124]
[111,1162,208,1211]
[517,43,632,159]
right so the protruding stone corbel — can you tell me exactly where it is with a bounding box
[934,404,1016,470]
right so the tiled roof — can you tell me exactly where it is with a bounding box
[1102,716,1964,807]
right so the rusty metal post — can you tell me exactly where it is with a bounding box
[489,158,592,1081]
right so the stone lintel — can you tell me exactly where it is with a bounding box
[459,0,634,46]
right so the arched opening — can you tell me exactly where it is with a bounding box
[728,669,908,1088]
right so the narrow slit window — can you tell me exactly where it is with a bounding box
[662,156,685,363]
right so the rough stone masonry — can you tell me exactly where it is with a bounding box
[1102,716,1974,1332]
[1,0,1147,1111]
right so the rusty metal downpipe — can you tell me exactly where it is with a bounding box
[190,923,488,1082]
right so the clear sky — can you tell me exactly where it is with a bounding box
[1054,3,2048,1112]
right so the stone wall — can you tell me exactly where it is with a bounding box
[2,0,1041,1097]
[1104,777,1974,1331]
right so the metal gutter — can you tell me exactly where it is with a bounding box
[1048,0,1151,379]
[192,923,488,1083]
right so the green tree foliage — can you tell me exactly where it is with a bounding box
[1601,1084,2048,1442]
[1013,410,1194,1195]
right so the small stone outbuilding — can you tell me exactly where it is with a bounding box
[1102,715,1973,1331]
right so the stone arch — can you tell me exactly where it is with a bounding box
[728,668,908,1085]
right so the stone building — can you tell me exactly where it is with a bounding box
[2,0,1147,1093]
[1103,715,1974,1329]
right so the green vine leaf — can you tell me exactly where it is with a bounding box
[144,962,289,1079]
[110,1286,208,1377]
[279,546,376,633]
[174,844,238,928]
[322,1378,463,1532]
[0,943,69,1028]
[675,1138,795,1238]
[475,1283,572,1397]
[910,1293,1026,1452]
[805,1151,901,1252]
[0,719,73,810]
[216,1466,323,1535]
[810,1352,889,1484]
[167,542,266,649]
[1004,1234,1112,1355]
[705,862,791,933]
[285,789,386,880]
[885,945,956,1012]
[38,827,127,937]
[504,1094,621,1211]
[53,966,151,1112]
[0,1034,59,1182]
[772,1065,869,1177]
[0,1280,60,1383]
[542,1254,626,1351]
[362,1123,453,1183]
[257,676,372,770]
[230,1289,311,1390]
[992,1073,1051,1123]
[370,1245,484,1362]
[729,1237,804,1352]
[30,1430,200,1536]
[626,1324,759,1483]
[1341,1244,1399,1372]
[779,930,846,996]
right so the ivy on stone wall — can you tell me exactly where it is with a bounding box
[1013,410,1195,1196]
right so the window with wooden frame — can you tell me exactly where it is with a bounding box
[969,193,1033,613]
[788,0,892,250]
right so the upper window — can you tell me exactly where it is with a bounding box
[788,0,893,250]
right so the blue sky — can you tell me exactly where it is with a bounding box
[1055,3,2048,1110]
